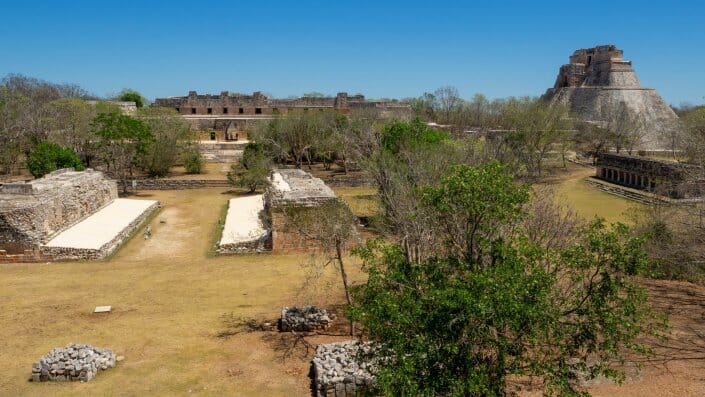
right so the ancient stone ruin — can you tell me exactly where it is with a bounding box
[265,169,354,253]
[280,306,332,332]
[154,91,412,141]
[31,343,116,382]
[596,152,704,199]
[0,168,158,262]
[544,44,680,152]
[0,169,117,253]
[313,341,377,397]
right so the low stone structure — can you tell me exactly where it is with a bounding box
[595,153,704,199]
[0,169,117,253]
[31,343,116,382]
[313,341,377,397]
[217,195,271,254]
[280,306,332,332]
[0,168,159,262]
[265,169,351,253]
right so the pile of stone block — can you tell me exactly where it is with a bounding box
[312,341,377,397]
[280,306,332,332]
[31,343,116,382]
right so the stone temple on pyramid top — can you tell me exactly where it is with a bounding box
[543,44,680,152]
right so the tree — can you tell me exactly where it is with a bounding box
[44,98,97,165]
[227,143,271,193]
[284,200,359,334]
[135,107,192,177]
[182,146,203,174]
[434,86,463,124]
[116,88,146,108]
[604,102,645,154]
[349,163,660,396]
[92,112,153,194]
[501,97,574,178]
[26,142,84,178]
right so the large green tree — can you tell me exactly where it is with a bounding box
[349,162,660,397]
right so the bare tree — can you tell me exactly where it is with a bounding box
[284,200,360,335]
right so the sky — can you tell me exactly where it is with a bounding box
[1,0,703,106]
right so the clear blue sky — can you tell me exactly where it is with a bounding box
[1,0,703,105]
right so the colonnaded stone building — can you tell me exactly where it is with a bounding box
[544,45,680,152]
[595,153,704,199]
[154,91,412,141]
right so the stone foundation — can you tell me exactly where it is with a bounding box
[31,344,116,382]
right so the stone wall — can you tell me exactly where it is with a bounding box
[0,169,117,252]
[125,179,231,191]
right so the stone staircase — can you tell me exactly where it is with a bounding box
[198,142,247,163]
[585,178,668,205]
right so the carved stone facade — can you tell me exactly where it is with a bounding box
[595,153,704,199]
[544,45,680,152]
[154,91,412,140]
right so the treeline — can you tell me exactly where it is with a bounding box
[245,95,574,180]
[0,74,201,191]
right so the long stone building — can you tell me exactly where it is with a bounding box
[154,91,412,141]
[595,153,704,199]
[544,45,680,152]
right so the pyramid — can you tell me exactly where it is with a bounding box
[544,45,680,152]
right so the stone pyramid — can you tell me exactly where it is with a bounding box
[544,45,680,152]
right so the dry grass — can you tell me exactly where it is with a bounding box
[0,188,363,396]
[332,186,379,217]
[539,164,641,224]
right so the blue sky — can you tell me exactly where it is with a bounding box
[1,0,703,105]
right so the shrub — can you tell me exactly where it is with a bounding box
[183,149,203,174]
[26,142,84,178]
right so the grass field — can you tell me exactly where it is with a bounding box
[0,188,362,396]
[331,186,379,217]
[541,165,641,224]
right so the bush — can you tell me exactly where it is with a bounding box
[183,149,203,174]
[26,142,84,178]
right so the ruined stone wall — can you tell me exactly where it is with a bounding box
[0,169,117,251]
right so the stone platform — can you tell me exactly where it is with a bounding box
[41,198,159,260]
[217,195,270,254]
